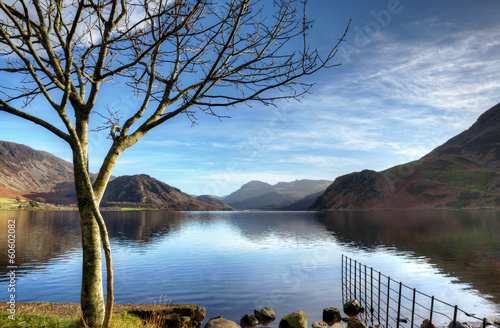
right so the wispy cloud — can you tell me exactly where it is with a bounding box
[292,20,500,159]
[153,168,198,172]
[275,154,364,168]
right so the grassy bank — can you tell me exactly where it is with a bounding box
[0,311,166,327]
[0,197,160,211]
[0,302,204,328]
[0,197,75,211]
[0,197,32,210]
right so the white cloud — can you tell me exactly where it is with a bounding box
[289,20,500,163]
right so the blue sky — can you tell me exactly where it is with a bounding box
[2,0,500,196]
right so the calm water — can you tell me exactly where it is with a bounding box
[1,210,500,325]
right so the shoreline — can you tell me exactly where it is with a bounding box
[0,301,202,318]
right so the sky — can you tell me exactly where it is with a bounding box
[1,0,500,196]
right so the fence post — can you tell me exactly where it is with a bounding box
[359,261,362,303]
[364,265,368,311]
[342,255,345,304]
[370,267,374,316]
[429,296,434,324]
[411,288,416,328]
[386,277,391,328]
[397,282,402,328]
[350,258,353,300]
[378,271,381,324]
[354,260,357,299]
[452,305,458,328]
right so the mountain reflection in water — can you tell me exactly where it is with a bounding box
[0,210,499,324]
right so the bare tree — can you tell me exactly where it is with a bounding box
[0,0,348,327]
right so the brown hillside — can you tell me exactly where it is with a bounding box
[0,140,73,197]
[101,174,230,211]
[310,102,500,210]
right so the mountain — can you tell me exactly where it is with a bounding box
[0,141,231,210]
[223,180,273,206]
[224,179,332,210]
[0,141,73,198]
[284,191,325,210]
[310,102,500,210]
[195,195,234,211]
[101,174,231,210]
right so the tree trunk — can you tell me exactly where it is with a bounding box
[74,152,105,328]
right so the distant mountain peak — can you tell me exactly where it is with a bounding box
[224,179,332,210]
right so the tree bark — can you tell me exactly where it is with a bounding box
[74,151,105,328]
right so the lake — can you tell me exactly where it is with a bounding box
[1,210,500,326]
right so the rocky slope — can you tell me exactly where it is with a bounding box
[224,179,332,210]
[310,103,500,210]
[0,141,73,198]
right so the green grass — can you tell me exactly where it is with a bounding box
[421,157,500,191]
[0,311,153,327]
[0,198,30,210]
[0,312,80,328]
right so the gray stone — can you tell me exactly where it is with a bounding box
[194,306,206,322]
[254,307,276,324]
[279,311,308,328]
[323,307,342,323]
[205,316,241,328]
[448,322,472,328]
[347,317,367,328]
[421,319,436,328]
[332,322,347,328]
[241,314,259,327]
[343,300,363,316]
[312,321,329,328]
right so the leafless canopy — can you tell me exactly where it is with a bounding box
[0,1,348,326]
[0,0,348,143]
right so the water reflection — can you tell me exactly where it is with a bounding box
[0,210,499,323]
[317,211,500,303]
[0,211,81,277]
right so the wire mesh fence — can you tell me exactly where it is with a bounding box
[341,255,493,328]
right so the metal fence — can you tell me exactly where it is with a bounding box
[341,255,492,328]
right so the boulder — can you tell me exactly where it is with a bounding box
[347,317,367,328]
[343,300,363,316]
[332,322,347,328]
[124,303,206,328]
[312,321,329,328]
[205,316,241,328]
[448,322,472,328]
[421,319,437,328]
[194,306,207,322]
[279,311,308,328]
[323,307,342,323]
[254,307,276,323]
[241,314,259,327]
